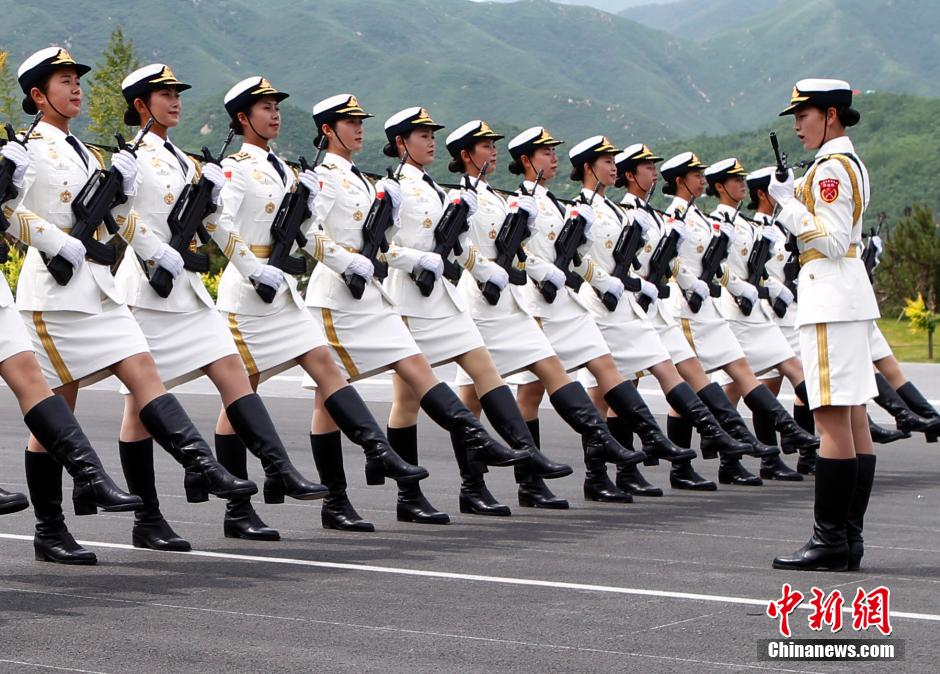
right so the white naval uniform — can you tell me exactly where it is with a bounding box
[15,121,163,387]
[113,131,237,389]
[453,180,556,386]
[216,142,348,381]
[507,180,611,386]
[760,213,801,359]
[777,135,878,408]
[572,188,669,390]
[382,163,488,367]
[666,196,745,372]
[302,152,421,383]
[710,202,794,380]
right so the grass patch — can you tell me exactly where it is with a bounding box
[877,317,939,363]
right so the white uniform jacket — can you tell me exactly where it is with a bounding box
[760,213,799,327]
[619,192,678,326]
[14,121,164,313]
[776,136,878,327]
[215,142,355,317]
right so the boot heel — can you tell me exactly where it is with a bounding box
[643,456,660,467]
[701,447,718,460]
[927,431,938,443]
[263,490,285,504]
[185,486,209,503]
[72,498,97,516]
[364,465,386,486]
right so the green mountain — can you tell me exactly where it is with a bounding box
[624,0,782,39]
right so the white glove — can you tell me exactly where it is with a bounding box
[572,203,596,234]
[345,253,374,281]
[111,149,139,196]
[639,278,658,304]
[416,252,444,279]
[738,282,759,305]
[871,235,883,268]
[249,264,285,291]
[770,284,794,306]
[760,224,781,246]
[485,265,509,290]
[543,266,567,290]
[717,218,736,240]
[690,279,710,301]
[55,236,86,269]
[150,243,184,278]
[299,169,321,212]
[597,275,624,300]
[768,169,796,207]
[512,194,537,220]
[634,208,656,234]
[1,142,30,188]
[201,162,225,205]
[450,188,477,217]
[376,179,401,221]
[669,220,689,246]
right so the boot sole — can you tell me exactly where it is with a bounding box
[34,550,97,565]
[619,487,664,497]
[224,528,281,541]
[132,535,193,552]
[759,471,804,481]
[535,466,574,480]
[459,503,512,516]
[73,498,143,516]
[396,512,450,525]
[321,519,376,532]
[0,501,30,516]
[518,495,570,509]
[262,489,328,504]
[771,560,849,571]
[366,467,429,486]
[670,481,718,491]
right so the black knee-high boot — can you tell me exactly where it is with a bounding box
[324,387,428,484]
[773,457,857,571]
[451,429,511,517]
[867,413,908,445]
[609,418,663,497]
[793,404,817,475]
[515,420,569,509]
[896,380,940,442]
[754,412,803,481]
[120,438,191,551]
[388,425,450,524]
[25,451,96,565]
[666,416,716,491]
[847,454,876,571]
[0,485,28,515]
[604,382,687,464]
[311,431,373,532]
[139,394,256,503]
[24,395,141,514]
[215,434,279,541]
[696,383,778,458]
[665,382,748,460]
[743,384,819,453]
[225,393,328,502]
[876,375,940,437]
[480,386,572,479]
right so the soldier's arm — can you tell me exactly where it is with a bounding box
[778,160,855,259]
[206,158,263,278]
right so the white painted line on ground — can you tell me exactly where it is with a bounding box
[0,660,110,674]
[1,533,937,623]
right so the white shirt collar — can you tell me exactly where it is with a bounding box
[400,162,426,181]
[522,179,548,197]
[816,135,855,159]
[36,120,70,142]
[324,152,354,172]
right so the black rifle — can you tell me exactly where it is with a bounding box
[254,137,328,303]
[414,162,489,297]
[598,211,644,312]
[686,198,735,313]
[539,180,602,303]
[0,112,43,263]
[735,213,773,316]
[45,118,155,285]
[480,169,542,306]
[344,150,409,299]
[637,194,690,313]
[148,129,235,298]
[861,211,886,283]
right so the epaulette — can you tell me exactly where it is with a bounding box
[87,145,105,169]
[27,131,43,141]
[320,163,337,170]
[227,151,251,162]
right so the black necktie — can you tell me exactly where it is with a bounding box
[605,197,623,223]
[545,190,565,217]
[422,173,445,204]
[267,152,287,185]
[64,135,88,169]
[350,164,370,191]
[164,141,189,175]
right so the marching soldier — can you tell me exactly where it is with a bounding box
[770,79,877,571]
[212,80,428,537]
[703,158,805,483]
[13,47,255,564]
[113,64,334,549]
[303,96,545,528]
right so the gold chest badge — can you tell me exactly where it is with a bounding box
[151,156,162,168]
[251,169,264,181]
[605,239,614,249]
[696,244,705,254]
[741,248,748,256]
[488,230,497,240]
[48,148,59,160]
[164,193,175,205]
[59,190,71,203]
[644,243,653,253]
[548,231,557,241]
[422,217,433,228]
[777,253,785,261]
[342,179,351,190]
[353,210,364,222]
[265,202,276,214]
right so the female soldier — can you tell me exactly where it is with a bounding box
[658,151,817,489]
[113,64,338,549]
[703,158,806,484]
[504,127,696,503]
[304,97,550,528]
[212,81,428,538]
[771,79,878,571]
[446,122,693,509]
[14,47,254,564]
[0,136,140,529]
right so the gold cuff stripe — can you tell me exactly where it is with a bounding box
[464,245,477,272]
[224,232,239,258]
[797,216,828,243]
[33,312,73,385]
[16,211,44,246]
[320,308,359,378]
[312,233,328,261]
[227,313,259,377]
[816,323,831,406]
[583,260,595,283]
[121,212,138,243]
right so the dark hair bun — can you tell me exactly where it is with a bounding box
[229,118,244,135]
[507,158,523,175]
[705,184,718,198]
[569,165,584,182]
[447,157,463,174]
[662,180,677,196]
[382,142,399,158]
[839,106,860,127]
[123,105,139,127]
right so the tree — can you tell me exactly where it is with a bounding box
[874,204,940,316]
[0,51,22,135]
[86,26,139,143]
[903,294,938,360]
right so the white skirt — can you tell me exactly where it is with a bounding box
[130,307,238,390]
[0,303,34,364]
[23,298,150,388]
[405,310,485,368]
[800,320,876,409]
[455,309,556,385]
[226,302,327,383]
[678,317,745,374]
[727,320,794,376]
[654,322,696,365]
[869,323,893,362]
[509,310,610,385]
[304,306,422,386]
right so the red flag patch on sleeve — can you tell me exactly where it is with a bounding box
[819,178,840,203]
